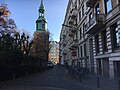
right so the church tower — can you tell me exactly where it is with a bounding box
[31,0,49,60]
[36,0,47,32]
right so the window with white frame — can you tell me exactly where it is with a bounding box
[111,23,120,49]
[104,0,112,13]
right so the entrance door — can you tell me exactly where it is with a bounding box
[97,59,102,75]
[89,38,94,73]
[102,58,109,77]
[116,61,120,77]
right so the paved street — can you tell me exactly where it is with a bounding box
[0,66,92,90]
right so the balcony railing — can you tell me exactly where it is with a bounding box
[63,41,66,47]
[68,8,78,25]
[71,39,78,49]
[68,15,74,25]
[70,8,78,19]
[86,0,98,7]
[85,14,105,34]
[62,34,66,39]
[69,31,73,37]
[62,50,67,55]
[70,27,77,33]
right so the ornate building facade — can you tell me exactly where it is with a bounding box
[60,0,120,79]
[49,41,59,64]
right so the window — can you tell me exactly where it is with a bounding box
[82,5,84,17]
[37,22,41,30]
[78,0,81,5]
[79,11,81,21]
[105,0,112,13]
[75,18,77,25]
[79,28,82,39]
[80,46,83,57]
[102,30,108,52]
[95,34,99,54]
[84,43,86,56]
[76,33,78,40]
[83,23,85,37]
[89,12,93,20]
[111,23,120,49]
[78,47,79,57]
[42,21,45,30]
[95,3,100,14]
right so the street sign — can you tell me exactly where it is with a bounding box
[72,51,77,56]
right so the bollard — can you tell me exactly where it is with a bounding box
[97,75,100,88]
[25,72,28,79]
[118,78,120,90]
[12,73,16,80]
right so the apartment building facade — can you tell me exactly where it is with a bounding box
[49,41,59,64]
[60,0,120,79]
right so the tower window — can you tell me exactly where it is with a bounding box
[42,21,45,30]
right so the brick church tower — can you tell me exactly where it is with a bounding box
[30,0,49,60]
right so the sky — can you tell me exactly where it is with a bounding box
[1,0,68,41]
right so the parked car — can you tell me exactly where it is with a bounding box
[47,61,54,68]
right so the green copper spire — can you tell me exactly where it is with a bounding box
[36,0,47,32]
[39,0,45,17]
[41,0,43,5]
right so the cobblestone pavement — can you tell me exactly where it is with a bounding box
[0,66,92,90]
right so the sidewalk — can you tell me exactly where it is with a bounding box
[67,73,119,90]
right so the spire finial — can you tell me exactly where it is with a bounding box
[41,0,43,5]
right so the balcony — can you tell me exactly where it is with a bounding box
[86,0,98,7]
[62,34,66,39]
[59,52,62,56]
[69,31,73,37]
[68,8,78,25]
[70,8,78,19]
[85,14,105,34]
[62,50,67,55]
[63,41,66,47]
[69,47,74,50]
[71,39,78,49]
[68,15,74,25]
[70,27,77,33]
